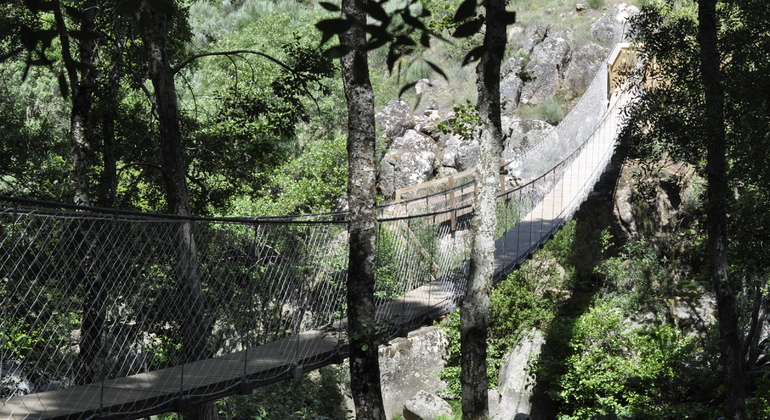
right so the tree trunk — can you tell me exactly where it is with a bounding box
[697,0,747,418]
[461,1,507,420]
[53,0,107,386]
[339,1,386,420]
[142,3,214,419]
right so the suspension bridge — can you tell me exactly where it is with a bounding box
[0,41,639,420]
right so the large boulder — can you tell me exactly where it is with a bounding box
[561,43,608,96]
[500,56,527,114]
[376,98,415,140]
[379,130,438,197]
[442,134,480,171]
[520,37,572,105]
[590,3,640,44]
[502,117,554,162]
[522,24,551,55]
[403,391,453,420]
[489,330,545,420]
[379,327,449,420]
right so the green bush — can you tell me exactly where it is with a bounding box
[587,0,606,9]
[544,301,718,419]
[515,97,567,125]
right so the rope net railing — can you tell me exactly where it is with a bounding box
[0,199,472,418]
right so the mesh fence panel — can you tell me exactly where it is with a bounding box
[0,202,473,418]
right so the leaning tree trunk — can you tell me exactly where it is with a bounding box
[339,1,387,419]
[142,4,215,420]
[461,1,507,420]
[697,0,747,418]
[52,0,107,386]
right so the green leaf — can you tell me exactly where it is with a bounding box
[323,45,353,58]
[453,0,477,22]
[316,18,354,34]
[401,12,426,31]
[362,0,388,23]
[462,45,487,66]
[318,2,340,12]
[452,17,484,38]
[425,60,448,82]
[361,344,369,352]
[398,81,418,97]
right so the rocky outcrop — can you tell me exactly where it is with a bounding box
[489,330,544,420]
[379,326,449,420]
[561,43,607,96]
[379,129,438,197]
[376,98,415,140]
[520,36,572,105]
[374,6,629,199]
[502,117,553,162]
[590,3,640,44]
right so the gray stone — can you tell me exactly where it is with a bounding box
[403,390,453,420]
[503,118,554,162]
[376,98,415,139]
[562,43,608,96]
[522,24,551,55]
[501,56,527,114]
[443,134,480,171]
[488,330,544,420]
[520,37,571,105]
[379,130,438,197]
[380,327,449,420]
[591,3,640,44]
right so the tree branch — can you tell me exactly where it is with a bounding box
[172,50,293,75]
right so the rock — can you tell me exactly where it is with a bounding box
[376,98,415,140]
[379,129,437,197]
[1,364,34,396]
[403,390,453,420]
[443,134,480,171]
[489,330,544,420]
[591,3,640,44]
[576,3,586,12]
[503,118,554,162]
[522,24,551,55]
[501,56,527,113]
[667,295,717,332]
[380,327,449,420]
[520,37,571,105]
[561,43,608,96]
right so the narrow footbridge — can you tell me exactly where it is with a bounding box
[0,42,638,419]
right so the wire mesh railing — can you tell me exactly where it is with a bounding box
[0,198,473,418]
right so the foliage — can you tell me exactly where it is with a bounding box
[232,134,348,216]
[216,366,349,420]
[551,301,716,419]
[437,99,481,140]
[515,97,567,125]
[587,0,606,10]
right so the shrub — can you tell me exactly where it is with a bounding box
[587,0,606,9]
